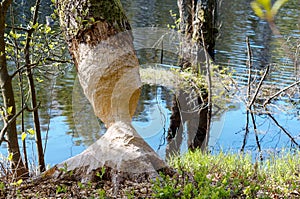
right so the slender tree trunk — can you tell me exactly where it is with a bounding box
[178,0,217,64]
[23,0,45,172]
[193,0,217,59]
[0,0,27,178]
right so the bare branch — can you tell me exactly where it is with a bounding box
[0,101,40,145]
[0,105,28,145]
[45,57,71,63]
[10,62,38,78]
[5,25,29,32]
[248,65,270,108]
[263,80,300,107]
[246,37,252,100]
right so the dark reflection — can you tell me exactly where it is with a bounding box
[166,86,209,159]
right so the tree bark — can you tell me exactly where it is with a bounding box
[178,0,217,59]
[57,0,139,126]
[0,0,27,178]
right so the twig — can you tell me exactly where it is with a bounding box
[263,80,300,107]
[246,37,252,100]
[247,65,270,108]
[10,62,38,78]
[45,58,71,63]
[242,37,253,152]
[5,25,29,32]
[0,102,40,145]
[0,105,28,145]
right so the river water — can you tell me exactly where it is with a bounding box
[0,0,299,166]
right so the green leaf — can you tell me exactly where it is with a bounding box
[256,0,272,11]
[30,6,36,13]
[48,43,54,49]
[271,0,289,16]
[7,106,13,115]
[7,153,13,161]
[45,26,52,34]
[251,1,265,19]
[11,179,23,186]
[89,17,95,23]
[9,30,16,38]
[32,23,39,30]
[50,13,57,20]
[36,77,44,83]
[27,128,35,135]
[21,132,27,141]
[20,41,26,46]
[9,31,21,39]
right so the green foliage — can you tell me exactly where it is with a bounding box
[59,163,68,173]
[56,184,67,194]
[10,179,23,187]
[6,106,13,116]
[20,128,35,141]
[0,182,5,191]
[77,181,85,189]
[251,0,289,22]
[97,189,107,198]
[96,167,106,181]
[125,190,135,199]
[21,132,27,141]
[27,128,35,135]
[153,150,300,198]
[167,10,180,31]
[7,153,13,161]
[152,173,181,198]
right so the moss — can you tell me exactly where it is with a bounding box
[57,0,130,42]
[89,0,129,31]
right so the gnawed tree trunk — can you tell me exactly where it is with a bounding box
[0,0,27,178]
[53,0,166,181]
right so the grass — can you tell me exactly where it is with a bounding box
[1,150,299,198]
[153,149,300,198]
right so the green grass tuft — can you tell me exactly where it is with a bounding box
[153,150,300,198]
